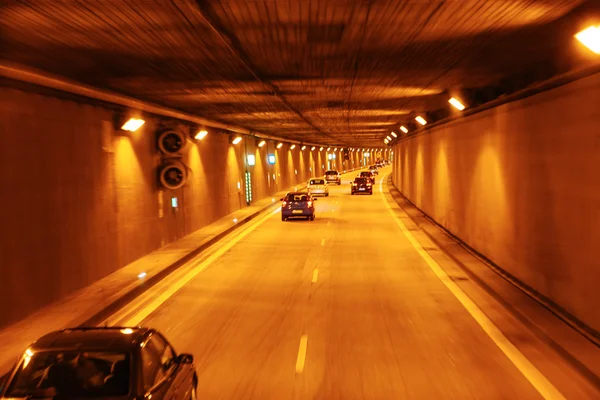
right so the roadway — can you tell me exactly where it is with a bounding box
[109,167,548,399]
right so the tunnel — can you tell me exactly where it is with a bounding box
[0,1,599,399]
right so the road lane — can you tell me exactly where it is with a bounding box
[136,168,547,399]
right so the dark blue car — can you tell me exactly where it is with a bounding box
[281,192,317,221]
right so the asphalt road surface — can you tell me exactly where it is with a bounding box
[135,170,545,400]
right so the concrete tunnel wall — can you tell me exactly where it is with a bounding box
[391,72,600,332]
[0,86,362,329]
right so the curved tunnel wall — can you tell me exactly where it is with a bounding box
[391,72,600,332]
[0,86,364,328]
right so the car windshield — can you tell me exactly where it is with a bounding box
[325,171,337,175]
[6,351,130,398]
[286,194,309,202]
[309,179,325,185]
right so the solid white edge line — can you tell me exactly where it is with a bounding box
[117,208,280,327]
[378,174,565,400]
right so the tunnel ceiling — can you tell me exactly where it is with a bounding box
[1,0,596,147]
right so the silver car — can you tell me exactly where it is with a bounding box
[307,178,329,196]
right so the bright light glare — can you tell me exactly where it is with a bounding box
[120,328,134,335]
[448,97,466,111]
[232,136,242,144]
[301,145,307,150]
[575,25,600,54]
[121,118,145,132]
[195,130,208,140]
[386,136,392,141]
[276,142,283,149]
[138,272,147,279]
[415,116,427,125]
[400,126,408,133]
[258,140,266,147]
[327,147,331,151]
[290,144,296,149]
[390,131,397,138]
[233,218,238,223]
[319,147,324,151]
[384,139,389,144]
[311,146,316,151]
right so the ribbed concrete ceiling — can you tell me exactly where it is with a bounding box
[1,0,595,146]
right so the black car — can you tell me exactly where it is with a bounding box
[0,327,198,400]
[359,171,375,184]
[351,177,373,195]
[281,192,317,221]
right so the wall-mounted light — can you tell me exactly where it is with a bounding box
[268,154,276,164]
[415,116,427,125]
[384,139,389,144]
[301,145,307,150]
[390,131,397,138]
[194,130,208,140]
[575,25,600,54]
[258,140,266,148]
[290,144,296,150]
[311,146,316,151]
[232,136,242,144]
[386,136,392,141]
[448,97,466,111]
[334,147,337,151]
[121,118,145,132]
[247,154,256,166]
[400,126,408,133]
[319,147,324,151]
[276,142,283,149]
[327,147,331,151]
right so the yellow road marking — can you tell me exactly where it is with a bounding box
[312,269,319,283]
[295,334,308,373]
[117,208,280,327]
[378,175,565,400]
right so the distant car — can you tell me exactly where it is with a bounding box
[308,178,329,196]
[359,171,375,184]
[0,327,198,400]
[369,165,379,175]
[281,192,317,221]
[324,170,341,185]
[351,177,373,195]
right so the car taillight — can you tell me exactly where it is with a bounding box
[282,201,287,206]
[367,183,371,186]
[307,201,313,207]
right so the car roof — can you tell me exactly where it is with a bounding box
[29,327,150,352]
[286,191,309,196]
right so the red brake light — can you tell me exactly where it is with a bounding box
[307,201,313,207]
[282,201,287,206]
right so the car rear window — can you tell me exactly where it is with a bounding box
[325,171,338,175]
[309,179,325,185]
[360,172,371,177]
[6,351,130,398]
[355,178,367,183]
[286,194,309,202]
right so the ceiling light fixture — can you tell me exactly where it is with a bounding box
[311,146,316,151]
[384,139,389,144]
[390,132,397,138]
[276,142,283,149]
[320,147,324,151]
[400,126,408,133]
[258,140,266,147]
[232,136,242,145]
[301,145,307,150]
[448,97,466,111]
[194,130,208,140]
[415,116,427,125]
[290,144,296,150]
[121,118,145,132]
[386,136,392,141]
[575,25,600,54]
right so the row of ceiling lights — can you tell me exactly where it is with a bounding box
[383,97,465,145]
[383,24,599,146]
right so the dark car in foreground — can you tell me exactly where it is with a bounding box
[351,177,373,195]
[281,192,317,221]
[359,171,375,184]
[0,327,198,400]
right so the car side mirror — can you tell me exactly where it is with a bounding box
[176,353,194,364]
[313,198,318,201]
[279,198,283,201]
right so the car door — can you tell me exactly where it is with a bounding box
[153,332,194,400]
[141,334,180,399]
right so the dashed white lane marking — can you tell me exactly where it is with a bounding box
[378,174,565,400]
[295,334,308,373]
[312,269,319,283]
